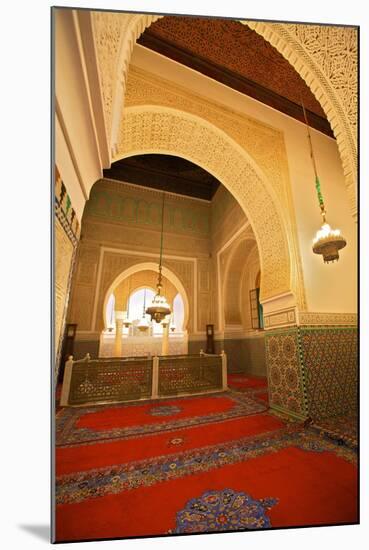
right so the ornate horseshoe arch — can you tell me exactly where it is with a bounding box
[115,104,293,304]
[102,261,190,331]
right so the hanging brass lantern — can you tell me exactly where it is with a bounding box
[138,288,150,332]
[146,192,172,322]
[312,220,347,263]
[302,101,347,263]
[169,314,176,332]
[123,314,132,329]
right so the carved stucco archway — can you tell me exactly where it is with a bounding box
[91,12,357,219]
[115,104,292,304]
[222,237,258,327]
[102,261,190,331]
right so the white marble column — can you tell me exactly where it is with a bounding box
[161,319,169,356]
[114,310,124,357]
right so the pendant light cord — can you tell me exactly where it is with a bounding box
[157,192,165,293]
[301,99,326,222]
[143,288,146,316]
[127,277,131,317]
[159,192,165,269]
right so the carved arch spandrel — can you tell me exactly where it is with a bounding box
[116,105,291,303]
[244,21,357,219]
[91,11,162,149]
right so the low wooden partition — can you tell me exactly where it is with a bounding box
[60,352,227,407]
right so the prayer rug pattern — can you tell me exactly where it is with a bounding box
[227,374,269,404]
[56,391,267,446]
[55,424,356,505]
[171,489,278,533]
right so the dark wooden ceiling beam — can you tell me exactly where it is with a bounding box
[103,158,220,200]
[138,32,334,138]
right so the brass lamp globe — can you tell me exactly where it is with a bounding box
[312,219,347,263]
[146,288,171,323]
[302,100,347,263]
[123,314,132,329]
[138,289,150,332]
[169,315,176,333]
[137,315,150,332]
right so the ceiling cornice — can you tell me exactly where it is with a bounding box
[138,30,334,138]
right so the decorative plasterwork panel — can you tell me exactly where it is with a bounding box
[91,11,161,150]
[123,69,306,308]
[264,310,357,330]
[85,178,211,237]
[222,235,257,326]
[91,13,357,218]
[299,312,357,327]
[264,307,297,330]
[245,21,357,219]
[117,102,295,304]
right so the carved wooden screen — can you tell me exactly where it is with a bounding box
[68,358,153,405]
[158,355,223,396]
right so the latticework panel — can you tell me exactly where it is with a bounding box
[158,355,223,396]
[68,359,153,405]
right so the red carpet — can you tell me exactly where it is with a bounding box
[76,395,235,430]
[56,444,357,541]
[56,391,267,446]
[227,374,269,405]
[228,374,268,390]
[55,388,357,542]
[56,413,284,476]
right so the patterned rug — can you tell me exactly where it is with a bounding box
[56,414,285,476]
[170,489,278,533]
[55,382,358,542]
[56,423,356,505]
[55,420,357,541]
[56,391,267,446]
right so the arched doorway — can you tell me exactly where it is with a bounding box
[100,263,189,357]
[114,105,295,307]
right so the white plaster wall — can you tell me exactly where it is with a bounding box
[55,10,103,206]
[55,115,86,223]
[130,45,357,314]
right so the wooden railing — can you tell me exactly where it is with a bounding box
[60,352,227,407]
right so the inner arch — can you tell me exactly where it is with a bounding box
[116,105,292,303]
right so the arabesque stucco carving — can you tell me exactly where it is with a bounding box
[243,21,358,219]
[91,12,357,219]
[116,103,291,303]
[118,69,307,307]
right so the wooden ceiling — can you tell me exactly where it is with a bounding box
[138,16,333,137]
[103,154,221,200]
